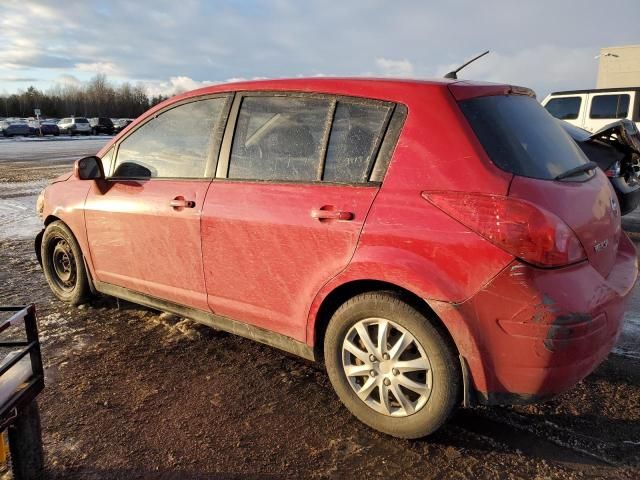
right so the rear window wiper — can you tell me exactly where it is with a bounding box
[555,161,598,181]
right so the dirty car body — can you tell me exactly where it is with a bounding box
[35,78,638,437]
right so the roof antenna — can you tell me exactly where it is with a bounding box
[444,50,490,80]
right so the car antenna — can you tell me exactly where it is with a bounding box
[444,50,490,80]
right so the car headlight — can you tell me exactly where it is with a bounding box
[36,190,45,218]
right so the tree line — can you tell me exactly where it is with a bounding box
[0,74,169,119]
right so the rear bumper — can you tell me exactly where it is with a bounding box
[440,234,637,404]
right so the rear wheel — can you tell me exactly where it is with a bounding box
[41,221,91,305]
[324,292,460,438]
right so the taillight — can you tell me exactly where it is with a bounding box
[604,161,621,178]
[423,192,586,267]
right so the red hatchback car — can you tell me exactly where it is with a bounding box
[35,78,637,438]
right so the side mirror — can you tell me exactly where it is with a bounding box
[74,156,104,180]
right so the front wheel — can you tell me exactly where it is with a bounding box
[41,221,91,305]
[324,292,461,439]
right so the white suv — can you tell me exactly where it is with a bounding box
[57,117,91,135]
[541,88,640,133]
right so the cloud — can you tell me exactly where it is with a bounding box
[0,76,39,82]
[435,46,598,97]
[55,74,82,88]
[144,76,218,97]
[75,62,124,76]
[0,0,638,98]
[374,58,415,77]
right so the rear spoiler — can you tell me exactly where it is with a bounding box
[448,82,536,101]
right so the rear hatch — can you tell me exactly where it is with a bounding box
[455,89,621,277]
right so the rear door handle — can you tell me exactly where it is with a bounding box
[311,206,354,221]
[170,197,196,209]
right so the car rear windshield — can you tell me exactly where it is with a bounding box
[75,118,89,123]
[459,95,590,180]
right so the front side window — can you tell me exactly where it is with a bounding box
[589,94,630,119]
[323,101,391,182]
[228,96,331,181]
[112,97,228,178]
[544,97,581,120]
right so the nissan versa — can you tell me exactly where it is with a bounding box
[35,78,637,439]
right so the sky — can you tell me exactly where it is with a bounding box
[1,0,639,99]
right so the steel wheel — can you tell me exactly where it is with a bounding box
[342,317,432,417]
[50,237,76,291]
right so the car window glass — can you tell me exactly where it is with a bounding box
[544,97,581,120]
[460,95,589,180]
[324,101,390,182]
[112,97,227,179]
[589,94,630,119]
[228,96,331,181]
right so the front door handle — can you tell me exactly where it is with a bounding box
[311,206,354,221]
[170,197,196,209]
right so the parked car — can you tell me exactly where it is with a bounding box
[112,118,133,134]
[542,87,640,133]
[35,78,637,439]
[57,117,91,135]
[89,117,115,135]
[28,121,60,136]
[561,119,640,215]
[0,120,29,137]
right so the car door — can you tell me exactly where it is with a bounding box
[201,93,396,341]
[585,92,633,132]
[84,94,232,311]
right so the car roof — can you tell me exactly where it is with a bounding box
[167,76,516,104]
[550,87,640,95]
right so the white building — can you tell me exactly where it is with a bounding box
[597,45,640,88]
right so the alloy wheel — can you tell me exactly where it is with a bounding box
[341,317,432,417]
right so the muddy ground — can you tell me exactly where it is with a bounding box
[0,137,639,479]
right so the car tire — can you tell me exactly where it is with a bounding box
[41,221,91,305]
[91,128,97,135]
[324,291,461,439]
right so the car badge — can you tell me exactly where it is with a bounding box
[610,196,618,216]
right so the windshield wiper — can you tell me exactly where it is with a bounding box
[555,161,598,181]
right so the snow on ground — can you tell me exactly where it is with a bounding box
[0,183,43,240]
[0,136,110,241]
[0,136,109,162]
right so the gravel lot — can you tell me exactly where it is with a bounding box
[1,137,639,479]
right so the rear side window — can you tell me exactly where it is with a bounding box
[229,96,331,181]
[323,102,391,183]
[112,97,228,178]
[544,97,581,120]
[459,95,589,180]
[590,94,630,119]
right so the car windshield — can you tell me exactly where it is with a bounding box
[459,95,590,180]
